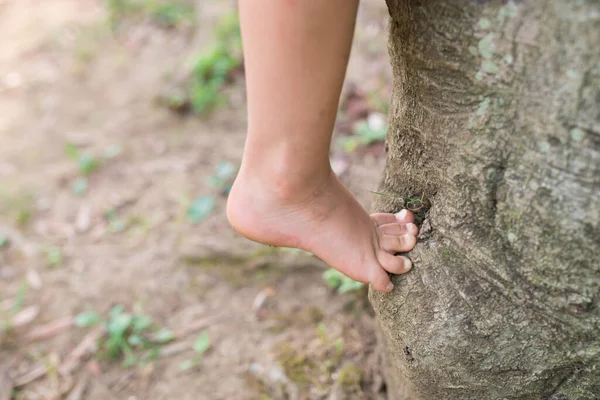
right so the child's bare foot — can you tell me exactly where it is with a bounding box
[227,168,418,293]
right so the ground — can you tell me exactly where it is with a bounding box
[0,1,395,399]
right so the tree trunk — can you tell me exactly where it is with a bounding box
[370,1,600,399]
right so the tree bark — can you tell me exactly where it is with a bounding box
[370,1,600,399]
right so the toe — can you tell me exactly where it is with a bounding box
[395,209,415,223]
[378,252,412,275]
[379,222,418,236]
[381,233,417,254]
[369,266,394,293]
[371,213,399,226]
[371,209,415,226]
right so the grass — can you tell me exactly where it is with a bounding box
[74,305,175,367]
[272,324,348,394]
[0,280,29,336]
[322,269,364,294]
[0,188,35,226]
[188,12,242,115]
[105,0,195,29]
[179,330,210,371]
[338,117,387,152]
[369,190,431,212]
[65,143,121,196]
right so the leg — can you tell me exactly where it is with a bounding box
[227,0,418,292]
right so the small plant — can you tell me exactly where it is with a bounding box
[42,245,63,268]
[187,196,215,224]
[65,143,121,196]
[368,190,430,213]
[65,144,100,176]
[0,233,8,248]
[105,0,194,29]
[105,208,128,233]
[322,269,364,293]
[179,330,210,370]
[338,114,387,152]
[0,281,29,334]
[65,143,100,196]
[0,189,35,226]
[74,305,175,367]
[189,12,242,114]
[207,161,237,194]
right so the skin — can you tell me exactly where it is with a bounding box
[227,0,418,293]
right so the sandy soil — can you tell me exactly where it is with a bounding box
[0,1,394,399]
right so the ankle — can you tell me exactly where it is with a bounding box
[236,161,334,204]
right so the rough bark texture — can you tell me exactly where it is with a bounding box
[369,1,600,399]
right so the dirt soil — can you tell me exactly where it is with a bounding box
[0,1,394,399]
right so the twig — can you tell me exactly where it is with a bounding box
[173,315,221,339]
[26,316,73,342]
[158,341,192,358]
[12,365,47,387]
[0,366,12,400]
[59,327,104,376]
[11,305,40,327]
[65,376,89,400]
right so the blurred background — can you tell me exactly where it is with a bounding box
[0,1,395,398]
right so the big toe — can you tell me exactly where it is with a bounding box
[369,265,394,293]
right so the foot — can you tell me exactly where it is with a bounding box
[227,168,418,293]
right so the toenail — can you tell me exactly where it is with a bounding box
[386,281,395,291]
[396,209,408,220]
[403,258,412,271]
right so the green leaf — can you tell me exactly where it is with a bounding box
[128,334,144,347]
[193,331,210,355]
[179,359,195,371]
[334,337,344,356]
[322,269,363,293]
[45,246,63,268]
[187,196,215,223]
[132,315,152,332]
[12,281,29,314]
[65,143,79,160]
[109,305,125,319]
[353,120,386,145]
[152,328,175,343]
[72,177,88,196]
[74,311,101,327]
[214,161,236,181]
[322,268,343,289]
[122,354,138,368]
[337,279,364,293]
[109,219,127,233]
[108,313,133,336]
[78,153,99,176]
[0,234,8,248]
[103,335,124,359]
